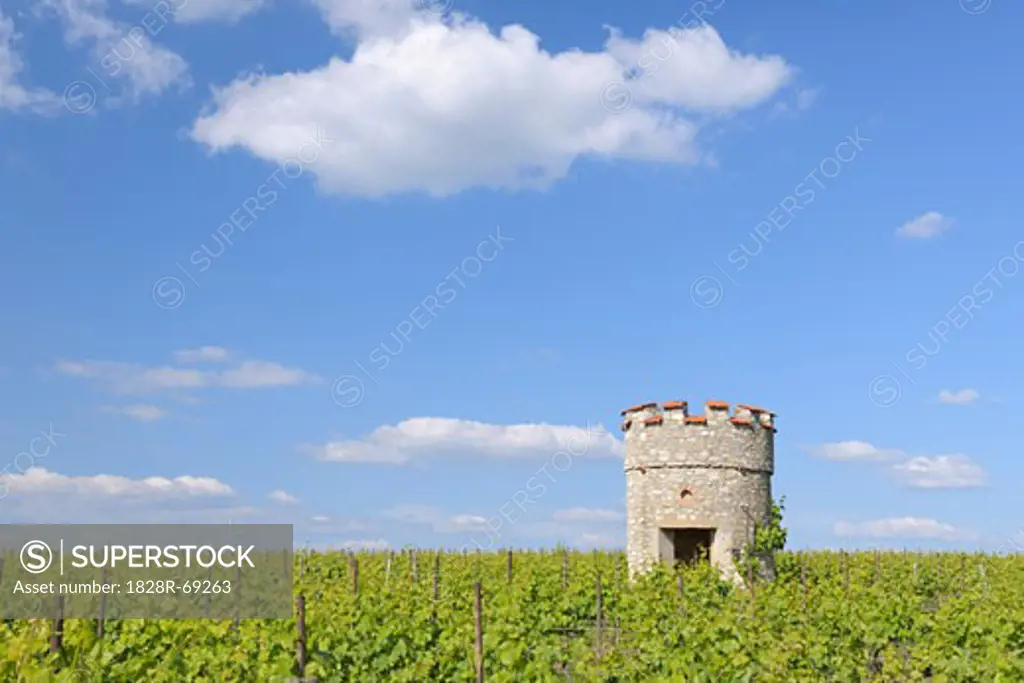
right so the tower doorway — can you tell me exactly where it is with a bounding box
[658,527,715,565]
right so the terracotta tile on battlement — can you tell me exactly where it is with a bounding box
[730,418,753,426]
[684,416,707,424]
[662,401,688,410]
[738,404,777,417]
[620,402,658,416]
[643,416,663,426]
[706,401,729,410]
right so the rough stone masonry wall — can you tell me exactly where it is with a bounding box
[622,400,776,581]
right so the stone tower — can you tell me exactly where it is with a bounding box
[622,400,776,581]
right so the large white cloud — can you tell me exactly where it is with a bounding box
[306,417,623,464]
[190,9,795,197]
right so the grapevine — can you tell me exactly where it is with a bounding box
[0,550,1021,681]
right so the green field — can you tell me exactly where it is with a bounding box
[2,549,1022,681]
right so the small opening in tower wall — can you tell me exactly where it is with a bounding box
[659,527,715,565]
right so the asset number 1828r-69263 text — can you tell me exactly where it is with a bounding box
[125,580,232,594]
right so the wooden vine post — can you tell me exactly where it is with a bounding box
[474,582,485,683]
[433,553,441,601]
[97,567,108,638]
[296,594,307,678]
[595,573,604,661]
[50,595,64,655]
[562,550,568,591]
[800,556,808,613]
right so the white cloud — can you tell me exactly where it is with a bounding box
[0,11,59,113]
[771,86,817,117]
[937,388,979,405]
[576,532,621,547]
[310,514,331,523]
[40,0,189,104]
[551,507,624,523]
[100,404,168,421]
[136,0,266,24]
[896,211,953,239]
[448,513,490,530]
[307,417,623,464]
[796,87,818,109]
[382,504,490,533]
[834,517,973,541]
[813,440,987,489]
[0,466,233,498]
[189,10,794,198]
[326,539,390,551]
[54,351,319,393]
[603,26,791,111]
[810,441,904,461]
[268,489,300,504]
[218,361,318,388]
[312,0,427,38]
[173,346,231,363]
[891,455,986,489]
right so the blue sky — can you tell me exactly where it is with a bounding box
[1,0,1022,553]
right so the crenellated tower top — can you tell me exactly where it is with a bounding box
[620,399,776,474]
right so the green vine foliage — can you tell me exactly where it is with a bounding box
[1,545,1022,681]
[736,496,788,580]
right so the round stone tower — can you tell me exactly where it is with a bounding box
[622,399,776,582]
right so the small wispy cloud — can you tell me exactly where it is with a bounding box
[382,504,490,533]
[834,517,974,541]
[100,404,168,422]
[0,11,59,113]
[268,490,300,505]
[324,539,389,551]
[551,507,624,523]
[54,350,319,394]
[896,211,953,239]
[937,388,979,405]
[576,532,620,547]
[771,87,818,117]
[810,441,904,461]
[173,346,231,364]
[891,455,986,489]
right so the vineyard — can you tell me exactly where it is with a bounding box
[1,549,1023,681]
